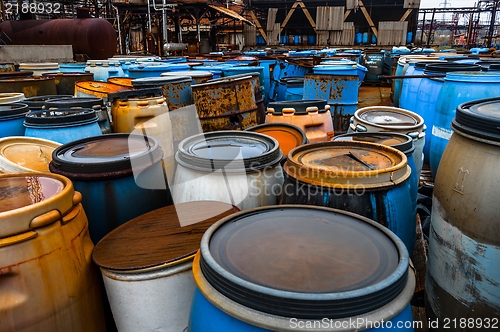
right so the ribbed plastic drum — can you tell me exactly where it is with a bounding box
[189,205,415,331]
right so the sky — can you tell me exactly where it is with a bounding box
[420,0,480,8]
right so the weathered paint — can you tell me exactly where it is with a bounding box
[192,76,258,132]
[303,74,359,105]
[42,72,94,95]
[425,131,500,325]
[75,81,131,102]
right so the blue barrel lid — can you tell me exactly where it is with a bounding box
[424,63,481,74]
[454,97,500,142]
[444,71,500,83]
[24,108,97,127]
[176,131,282,172]
[199,205,409,319]
[128,64,172,72]
[332,132,415,156]
[0,102,29,119]
[49,133,163,178]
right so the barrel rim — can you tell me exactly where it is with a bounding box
[332,132,415,156]
[0,102,30,118]
[453,97,500,142]
[0,136,61,173]
[197,204,410,320]
[353,106,425,132]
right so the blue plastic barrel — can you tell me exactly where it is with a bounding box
[406,32,413,44]
[371,34,377,44]
[399,60,443,111]
[355,32,363,44]
[189,205,415,331]
[24,108,102,144]
[303,74,359,107]
[413,63,480,164]
[284,79,304,100]
[307,35,316,46]
[59,62,87,73]
[258,59,276,105]
[269,59,312,102]
[362,32,369,44]
[0,103,29,138]
[49,134,172,244]
[256,35,265,45]
[293,35,300,45]
[363,51,385,82]
[430,71,500,177]
[127,63,172,79]
[132,76,193,111]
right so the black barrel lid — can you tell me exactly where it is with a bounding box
[0,103,29,118]
[176,131,282,172]
[44,97,104,109]
[49,134,163,178]
[0,71,33,79]
[332,132,415,156]
[286,79,304,87]
[132,76,191,87]
[200,205,408,319]
[23,95,73,110]
[267,99,328,115]
[24,108,97,127]
[478,62,500,71]
[108,87,162,101]
[92,201,239,271]
[279,76,305,84]
[453,97,500,142]
[424,63,480,74]
[414,61,444,70]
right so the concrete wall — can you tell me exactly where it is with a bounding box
[0,45,73,64]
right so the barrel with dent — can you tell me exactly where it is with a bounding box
[49,134,172,243]
[93,201,239,332]
[429,71,500,177]
[0,103,29,138]
[189,205,415,331]
[280,141,414,253]
[413,63,480,164]
[426,97,500,328]
[172,131,283,211]
[350,106,425,182]
[0,173,106,332]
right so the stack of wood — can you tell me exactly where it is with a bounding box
[266,8,280,46]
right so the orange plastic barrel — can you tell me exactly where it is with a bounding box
[0,173,106,332]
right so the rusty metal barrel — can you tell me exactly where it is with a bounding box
[42,72,94,95]
[192,75,258,132]
[426,97,500,328]
[0,172,106,332]
[0,77,57,97]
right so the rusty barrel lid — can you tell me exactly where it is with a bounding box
[132,76,192,87]
[332,132,415,156]
[49,133,163,179]
[353,106,424,132]
[0,136,61,173]
[198,205,409,319]
[267,99,329,115]
[75,81,132,95]
[454,97,500,142]
[284,141,409,189]
[0,103,29,119]
[246,123,308,158]
[92,201,240,271]
[107,77,134,87]
[0,173,76,238]
[176,131,282,172]
[24,108,98,127]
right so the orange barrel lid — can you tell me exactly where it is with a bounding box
[75,81,132,97]
[0,173,76,238]
[92,201,239,271]
[353,106,424,132]
[246,123,308,158]
[0,136,61,173]
[107,77,134,87]
[198,205,409,319]
[284,141,410,189]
